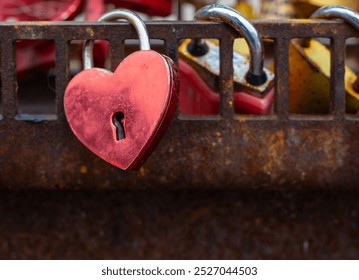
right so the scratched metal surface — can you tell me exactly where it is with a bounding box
[0,20,358,189]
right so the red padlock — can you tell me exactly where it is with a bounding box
[179,59,220,115]
[65,10,179,170]
[106,0,172,17]
[179,59,275,115]
[0,0,83,21]
[5,0,106,73]
[5,0,83,73]
[179,5,275,115]
[85,0,105,20]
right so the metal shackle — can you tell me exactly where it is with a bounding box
[83,9,150,70]
[310,5,359,30]
[194,4,267,86]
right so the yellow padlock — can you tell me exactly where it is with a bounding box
[232,1,254,19]
[259,0,298,19]
[258,0,358,19]
[179,39,274,94]
[289,5,359,114]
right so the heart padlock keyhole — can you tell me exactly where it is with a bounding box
[112,112,126,141]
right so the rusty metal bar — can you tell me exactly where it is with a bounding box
[330,36,346,117]
[0,20,358,189]
[274,37,290,119]
[110,40,124,72]
[55,39,70,121]
[1,38,16,120]
[219,37,234,119]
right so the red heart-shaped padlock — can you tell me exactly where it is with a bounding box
[64,50,179,170]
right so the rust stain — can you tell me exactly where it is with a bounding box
[86,27,94,37]
[263,130,286,180]
[80,166,88,174]
[313,127,347,169]
[139,167,147,177]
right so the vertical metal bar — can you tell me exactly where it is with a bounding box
[0,38,17,120]
[55,39,70,121]
[274,37,290,119]
[110,39,124,72]
[330,36,346,117]
[165,39,180,118]
[165,39,178,63]
[219,38,234,119]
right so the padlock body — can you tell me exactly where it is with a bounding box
[64,50,179,170]
[179,59,274,115]
[289,39,359,114]
[179,39,275,96]
[105,0,172,16]
[7,0,106,73]
[178,39,275,115]
[259,0,322,19]
[0,0,83,21]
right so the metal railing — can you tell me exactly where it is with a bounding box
[0,20,358,189]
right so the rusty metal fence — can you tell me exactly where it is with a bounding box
[0,20,358,189]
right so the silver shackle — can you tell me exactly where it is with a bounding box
[310,5,359,29]
[83,9,150,70]
[194,4,267,86]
